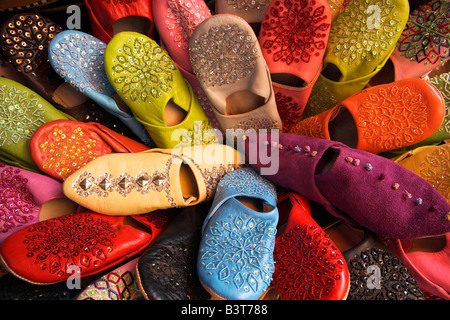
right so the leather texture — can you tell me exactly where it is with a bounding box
[137,204,211,300]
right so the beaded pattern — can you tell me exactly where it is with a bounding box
[78,268,143,300]
[397,0,450,66]
[0,83,46,146]
[1,14,62,81]
[199,212,276,295]
[175,120,216,147]
[189,23,259,87]
[231,118,280,131]
[164,0,211,50]
[419,144,450,201]
[23,213,117,278]
[328,0,403,66]
[110,36,176,103]
[273,224,346,300]
[260,0,330,65]
[39,125,105,180]
[357,85,429,151]
[217,167,277,200]
[347,247,424,300]
[0,165,37,235]
[50,32,112,95]
[426,72,450,135]
[223,0,272,11]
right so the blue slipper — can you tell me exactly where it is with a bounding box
[48,30,155,147]
[197,167,278,300]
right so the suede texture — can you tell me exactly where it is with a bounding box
[241,133,450,239]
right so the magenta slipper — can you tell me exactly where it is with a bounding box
[240,133,450,239]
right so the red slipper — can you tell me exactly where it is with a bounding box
[259,0,331,131]
[273,192,349,300]
[0,211,166,284]
[30,120,150,181]
[84,0,154,44]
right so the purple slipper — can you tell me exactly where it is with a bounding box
[240,133,450,239]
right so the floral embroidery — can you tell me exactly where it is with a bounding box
[426,72,450,135]
[290,115,326,139]
[1,14,61,78]
[419,144,450,201]
[260,0,330,65]
[328,0,403,65]
[357,85,428,151]
[110,36,176,103]
[24,213,117,278]
[50,32,113,95]
[0,84,46,146]
[199,212,276,293]
[164,0,211,49]
[273,224,346,300]
[0,165,37,235]
[397,0,450,66]
[190,23,258,87]
[275,92,303,131]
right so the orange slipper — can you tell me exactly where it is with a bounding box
[289,78,445,154]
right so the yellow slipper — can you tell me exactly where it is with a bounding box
[393,143,450,204]
[104,31,216,149]
[62,143,244,215]
[302,0,410,119]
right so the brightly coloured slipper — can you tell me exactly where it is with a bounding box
[105,31,216,149]
[0,77,71,172]
[289,78,445,154]
[189,14,282,132]
[48,30,155,147]
[197,167,278,300]
[302,0,410,119]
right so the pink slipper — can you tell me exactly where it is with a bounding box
[259,0,331,131]
[0,164,80,245]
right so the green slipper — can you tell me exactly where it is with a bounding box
[0,77,71,172]
[104,32,216,149]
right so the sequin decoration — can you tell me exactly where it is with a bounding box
[231,118,280,131]
[261,0,330,65]
[39,125,105,180]
[164,0,211,49]
[24,213,117,278]
[0,165,37,235]
[273,224,346,300]
[347,247,424,300]
[198,212,276,294]
[110,36,176,103]
[328,0,403,66]
[224,0,272,11]
[426,72,450,135]
[72,156,237,205]
[102,0,137,4]
[0,83,46,146]
[419,144,450,201]
[217,167,277,200]
[357,85,428,151]
[189,23,259,87]
[396,0,450,66]
[50,32,113,95]
[1,14,62,82]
